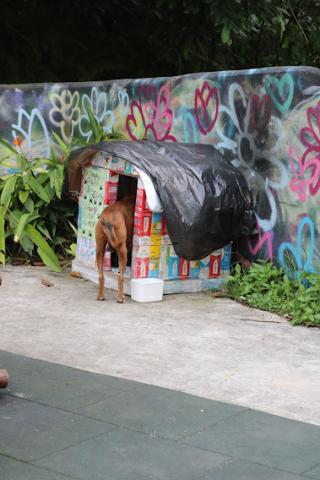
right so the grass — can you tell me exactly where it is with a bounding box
[226,261,320,327]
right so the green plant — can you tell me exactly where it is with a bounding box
[226,261,320,327]
[0,138,77,271]
[0,108,127,271]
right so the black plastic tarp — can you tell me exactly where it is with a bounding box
[66,141,256,260]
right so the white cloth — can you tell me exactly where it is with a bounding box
[136,168,163,212]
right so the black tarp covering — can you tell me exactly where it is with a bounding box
[66,141,256,260]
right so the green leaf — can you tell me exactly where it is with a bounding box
[52,132,69,154]
[37,247,61,273]
[14,213,30,242]
[25,197,35,213]
[37,223,52,240]
[19,190,29,204]
[0,207,5,254]
[86,106,101,141]
[65,243,76,256]
[0,250,5,265]
[0,137,20,156]
[0,175,17,212]
[68,221,78,236]
[8,209,22,229]
[25,224,61,272]
[20,233,34,254]
[27,174,51,203]
[53,165,65,199]
[221,24,231,44]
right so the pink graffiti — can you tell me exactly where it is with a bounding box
[288,147,320,202]
[194,81,219,135]
[300,101,320,195]
[247,221,273,259]
[126,85,176,142]
[248,94,272,133]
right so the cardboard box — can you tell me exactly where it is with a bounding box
[151,212,162,234]
[135,188,147,212]
[76,236,111,271]
[134,210,152,236]
[221,243,232,271]
[104,172,119,205]
[160,245,180,280]
[131,247,150,278]
[189,260,200,279]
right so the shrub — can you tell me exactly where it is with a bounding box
[0,138,77,271]
[226,261,320,327]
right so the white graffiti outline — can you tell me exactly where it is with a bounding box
[12,107,50,158]
[216,82,287,232]
[79,87,115,141]
[117,89,129,117]
[49,89,80,143]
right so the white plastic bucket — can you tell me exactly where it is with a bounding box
[131,278,164,303]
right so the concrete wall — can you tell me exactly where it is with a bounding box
[1,66,320,274]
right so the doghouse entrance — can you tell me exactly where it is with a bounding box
[111,174,138,268]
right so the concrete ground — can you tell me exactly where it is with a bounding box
[1,350,320,480]
[0,265,320,427]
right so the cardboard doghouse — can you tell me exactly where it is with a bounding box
[68,141,255,296]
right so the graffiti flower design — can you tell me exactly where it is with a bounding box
[194,81,219,135]
[12,107,50,159]
[289,146,320,202]
[126,84,176,141]
[79,87,114,141]
[49,89,80,143]
[300,101,320,195]
[217,83,286,232]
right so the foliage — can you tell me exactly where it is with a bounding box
[0,109,126,271]
[0,138,77,271]
[0,0,319,83]
[226,261,320,327]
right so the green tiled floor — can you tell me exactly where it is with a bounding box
[1,350,319,480]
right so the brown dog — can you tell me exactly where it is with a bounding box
[95,195,135,303]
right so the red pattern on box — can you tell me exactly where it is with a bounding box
[104,172,119,205]
[161,216,167,235]
[209,253,222,278]
[135,188,147,211]
[134,210,152,237]
[179,258,190,279]
[132,256,149,278]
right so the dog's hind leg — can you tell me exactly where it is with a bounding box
[96,222,108,301]
[117,244,127,303]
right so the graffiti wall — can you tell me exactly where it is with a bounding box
[0,66,320,274]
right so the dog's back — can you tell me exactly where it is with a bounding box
[98,196,135,250]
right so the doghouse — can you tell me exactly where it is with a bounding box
[71,147,234,296]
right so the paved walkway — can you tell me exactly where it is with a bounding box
[1,266,320,426]
[1,350,320,480]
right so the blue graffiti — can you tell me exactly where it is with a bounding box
[183,110,199,143]
[278,216,315,278]
[264,72,294,114]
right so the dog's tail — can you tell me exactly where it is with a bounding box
[100,220,118,246]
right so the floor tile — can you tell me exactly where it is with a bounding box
[78,383,244,439]
[36,426,229,480]
[0,397,114,462]
[1,350,138,411]
[193,458,308,479]
[183,409,320,474]
[0,454,78,480]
